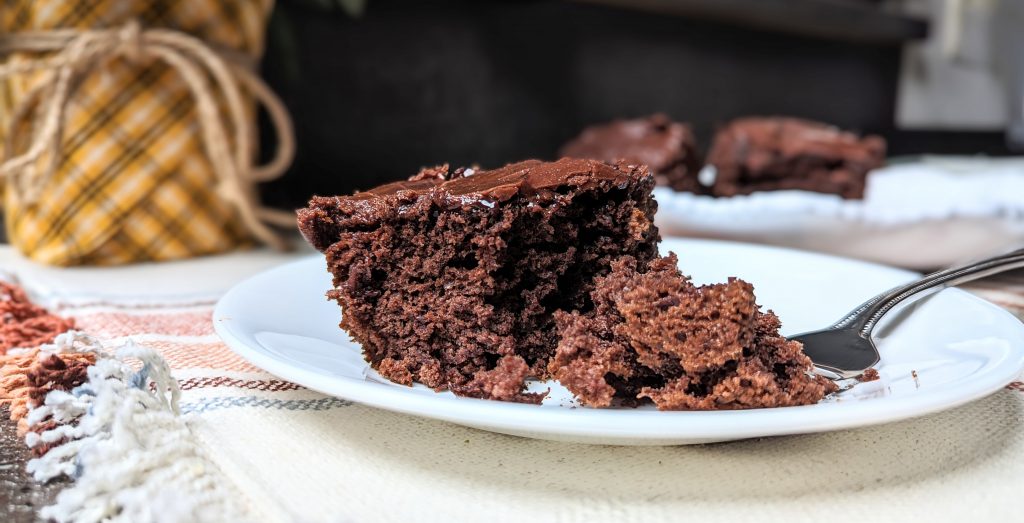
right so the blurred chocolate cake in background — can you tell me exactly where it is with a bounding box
[559,114,704,193]
[560,115,886,199]
[705,117,886,199]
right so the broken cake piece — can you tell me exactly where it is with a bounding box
[297,158,660,403]
[551,254,837,409]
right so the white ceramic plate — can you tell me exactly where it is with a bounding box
[213,238,1024,445]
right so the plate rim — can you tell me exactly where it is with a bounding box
[212,238,1024,443]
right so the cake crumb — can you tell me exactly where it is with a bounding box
[409,163,450,181]
[859,368,880,382]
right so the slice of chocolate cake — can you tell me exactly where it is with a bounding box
[559,114,704,193]
[706,117,885,199]
[298,159,659,403]
[551,254,837,409]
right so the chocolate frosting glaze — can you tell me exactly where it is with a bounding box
[298,158,648,252]
[347,158,636,202]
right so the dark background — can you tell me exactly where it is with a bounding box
[258,0,1010,209]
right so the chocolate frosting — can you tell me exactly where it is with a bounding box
[346,158,639,203]
[297,158,649,254]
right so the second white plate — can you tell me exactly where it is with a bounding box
[654,157,1024,269]
[214,238,1024,445]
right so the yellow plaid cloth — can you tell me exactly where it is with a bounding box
[0,0,274,266]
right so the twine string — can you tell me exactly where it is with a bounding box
[0,20,295,249]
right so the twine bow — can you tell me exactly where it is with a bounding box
[0,19,296,250]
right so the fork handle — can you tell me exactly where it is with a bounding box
[832,247,1024,336]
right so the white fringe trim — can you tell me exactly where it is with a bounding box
[21,332,247,523]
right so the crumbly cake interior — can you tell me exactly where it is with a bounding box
[298,159,659,403]
[551,254,838,409]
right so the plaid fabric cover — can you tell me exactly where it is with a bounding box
[0,0,273,266]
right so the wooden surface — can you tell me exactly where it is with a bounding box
[0,407,65,522]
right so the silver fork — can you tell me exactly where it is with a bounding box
[791,248,1024,380]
